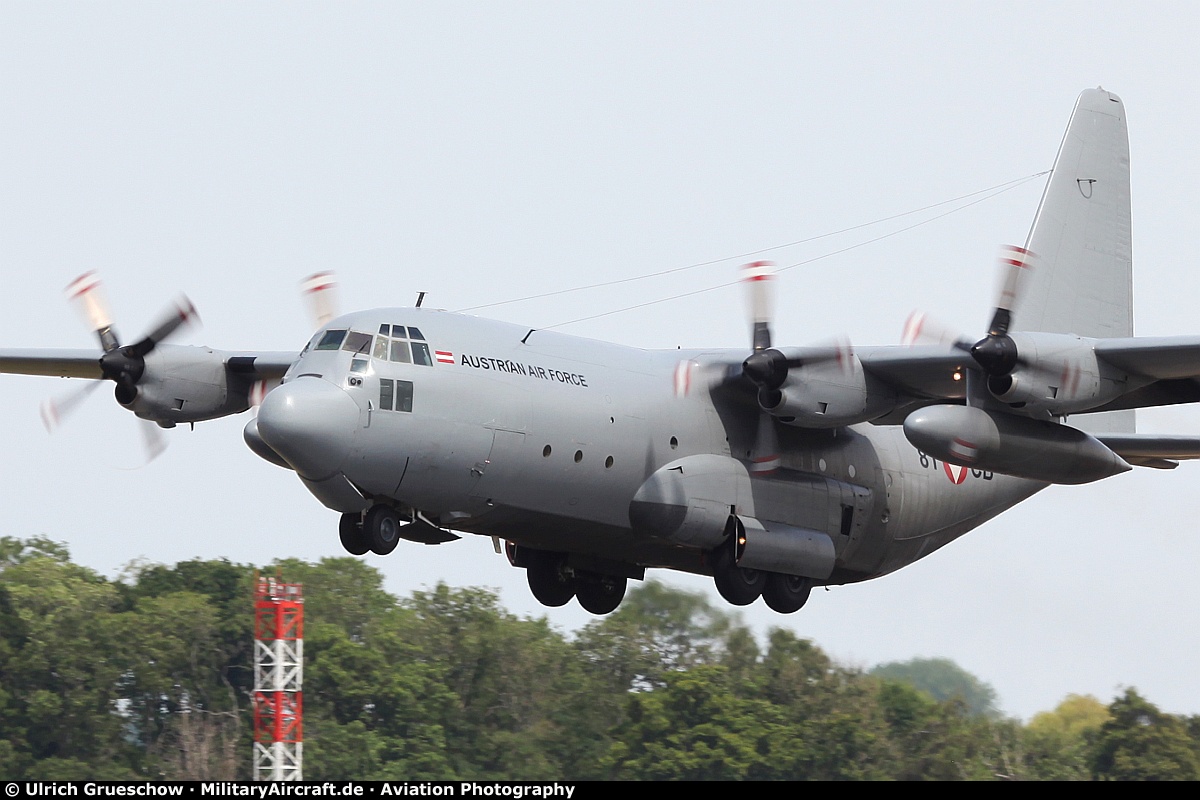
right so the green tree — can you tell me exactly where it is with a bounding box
[574,580,736,693]
[1023,694,1109,780]
[871,656,999,717]
[0,554,138,778]
[1091,688,1200,780]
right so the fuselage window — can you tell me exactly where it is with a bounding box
[350,358,369,374]
[395,379,414,412]
[341,331,373,354]
[380,379,394,410]
[315,329,347,350]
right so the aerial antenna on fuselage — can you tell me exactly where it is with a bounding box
[415,291,426,308]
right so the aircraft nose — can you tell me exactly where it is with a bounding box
[256,378,359,481]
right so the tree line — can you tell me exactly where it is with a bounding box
[1,535,1197,780]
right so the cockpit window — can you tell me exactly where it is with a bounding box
[411,342,433,366]
[341,331,373,354]
[371,324,435,367]
[389,340,412,363]
[350,358,369,374]
[315,329,347,350]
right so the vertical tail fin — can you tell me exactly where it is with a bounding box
[1015,88,1135,433]
[1016,88,1133,338]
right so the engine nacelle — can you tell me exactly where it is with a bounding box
[122,345,251,424]
[903,404,1130,484]
[987,332,1126,415]
[760,351,896,428]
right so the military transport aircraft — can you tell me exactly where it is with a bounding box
[4,88,1200,616]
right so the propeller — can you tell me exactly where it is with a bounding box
[740,262,781,474]
[302,271,339,330]
[45,272,199,463]
[735,263,854,474]
[903,245,1036,396]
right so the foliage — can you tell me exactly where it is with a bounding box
[2,539,1198,780]
[870,656,1000,717]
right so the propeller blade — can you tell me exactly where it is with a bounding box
[39,380,102,432]
[302,271,339,330]
[65,272,120,352]
[138,418,167,464]
[128,296,199,357]
[987,245,1035,336]
[741,261,775,351]
[902,311,973,351]
[750,411,781,476]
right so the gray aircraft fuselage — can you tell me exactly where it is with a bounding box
[258,307,1044,586]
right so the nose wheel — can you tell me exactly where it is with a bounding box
[363,504,401,555]
[339,505,402,556]
[339,513,369,555]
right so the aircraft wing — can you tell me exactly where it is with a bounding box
[0,348,298,381]
[1096,336,1200,380]
[1096,434,1200,469]
[222,351,299,380]
[859,346,969,400]
[0,348,103,379]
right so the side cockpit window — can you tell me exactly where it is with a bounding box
[315,329,347,350]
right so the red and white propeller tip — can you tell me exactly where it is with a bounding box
[302,271,339,330]
[902,311,969,348]
[995,245,1035,314]
[741,261,776,351]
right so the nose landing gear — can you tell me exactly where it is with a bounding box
[338,504,401,556]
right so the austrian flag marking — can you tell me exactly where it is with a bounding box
[435,350,455,364]
[943,462,969,485]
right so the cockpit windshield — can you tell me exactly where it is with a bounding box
[341,331,373,354]
[315,329,347,350]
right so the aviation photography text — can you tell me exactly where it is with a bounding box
[10,783,579,799]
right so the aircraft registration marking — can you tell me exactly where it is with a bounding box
[916,449,993,484]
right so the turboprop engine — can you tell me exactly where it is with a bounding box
[122,344,251,424]
[743,346,897,429]
[902,404,1131,484]
[978,331,1127,416]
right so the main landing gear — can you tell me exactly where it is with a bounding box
[710,544,813,614]
[516,546,628,615]
[338,505,401,556]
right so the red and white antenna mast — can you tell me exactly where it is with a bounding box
[252,573,304,781]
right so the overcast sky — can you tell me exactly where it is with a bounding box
[2,3,1199,721]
